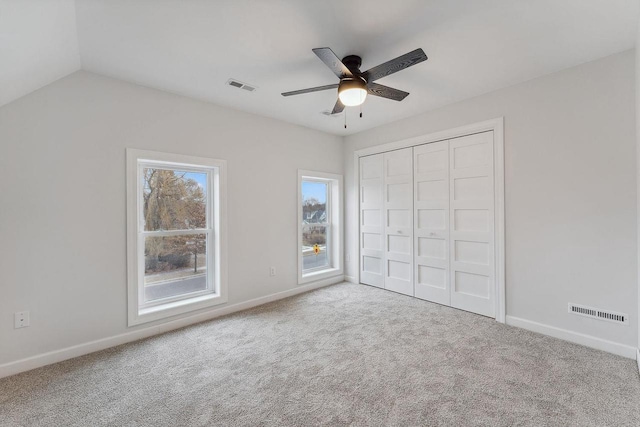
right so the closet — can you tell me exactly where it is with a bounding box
[359,131,496,317]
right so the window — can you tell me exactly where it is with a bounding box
[302,180,330,271]
[298,170,343,284]
[127,149,227,326]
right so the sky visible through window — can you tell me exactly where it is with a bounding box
[184,171,207,188]
[302,181,327,203]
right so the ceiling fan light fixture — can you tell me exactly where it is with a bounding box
[338,78,367,107]
[282,48,427,117]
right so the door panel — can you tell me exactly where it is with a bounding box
[449,131,495,317]
[413,141,450,304]
[383,148,413,296]
[359,131,496,320]
[360,154,384,287]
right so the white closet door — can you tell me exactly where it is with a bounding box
[449,131,495,317]
[383,148,413,296]
[413,141,450,305]
[359,154,384,288]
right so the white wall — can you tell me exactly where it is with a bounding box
[345,50,638,349]
[0,71,343,365]
[0,0,81,107]
[636,15,640,358]
[0,49,636,370]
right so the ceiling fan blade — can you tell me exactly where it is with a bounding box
[367,83,409,101]
[362,48,427,82]
[312,47,353,79]
[331,98,345,114]
[281,84,339,97]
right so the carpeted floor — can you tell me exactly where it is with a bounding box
[1,283,639,426]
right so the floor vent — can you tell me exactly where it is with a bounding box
[226,79,257,92]
[568,303,628,325]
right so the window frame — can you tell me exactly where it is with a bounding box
[126,149,227,326]
[297,170,343,284]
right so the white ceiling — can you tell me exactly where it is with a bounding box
[2,1,639,136]
[0,0,80,107]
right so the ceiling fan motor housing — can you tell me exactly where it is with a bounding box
[342,55,363,74]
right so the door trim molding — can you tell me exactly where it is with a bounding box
[353,117,505,323]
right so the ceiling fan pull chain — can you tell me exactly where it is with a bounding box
[344,111,347,129]
[360,102,363,118]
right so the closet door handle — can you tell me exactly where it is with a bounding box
[397,230,402,234]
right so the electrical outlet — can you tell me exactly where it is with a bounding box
[346,254,351,262]
[269,266,276,276]
[14,311,30,329]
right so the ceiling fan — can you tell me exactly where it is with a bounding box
[282,47,428,115]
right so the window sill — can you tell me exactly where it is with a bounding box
[299,267,342,285]
[129,292,227,327]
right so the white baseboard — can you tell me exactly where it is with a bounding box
[0,276,343,379]
[344,275,357,284]
[505,315,636,359]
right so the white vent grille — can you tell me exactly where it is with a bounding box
[226,79,257,92]
[568,303,628,325]
[321,110,340,118]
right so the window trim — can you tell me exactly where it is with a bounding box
[298,170,343,285]
[126,149,228,326]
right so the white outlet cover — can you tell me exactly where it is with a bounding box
[14,311,30,329]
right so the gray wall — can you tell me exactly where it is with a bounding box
[344,50,638,348]
[0,71,343,364]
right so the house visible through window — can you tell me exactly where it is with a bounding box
[302,180,330,271]
[127,149,227,326]
[298,170,343,284]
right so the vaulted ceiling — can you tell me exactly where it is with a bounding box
[0,0,80,108]
[2,0,638,135]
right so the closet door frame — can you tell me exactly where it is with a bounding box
[353,117,505,323]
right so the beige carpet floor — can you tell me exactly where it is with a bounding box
[1,283,639,426]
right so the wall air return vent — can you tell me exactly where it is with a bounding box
[226,79,257,92]
[568,303,628,325]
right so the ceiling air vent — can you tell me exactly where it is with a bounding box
[321,110,340,118]
[568,303,628,325]
[226,79,257,92]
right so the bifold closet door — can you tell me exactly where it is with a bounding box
[413,141,450,305]
[449,131,495,317]
[383,148,413,296]
[359,154,384,288]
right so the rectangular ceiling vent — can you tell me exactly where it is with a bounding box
[226,79,257,92]
[568,303,628,325]
[321,110,340,118]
